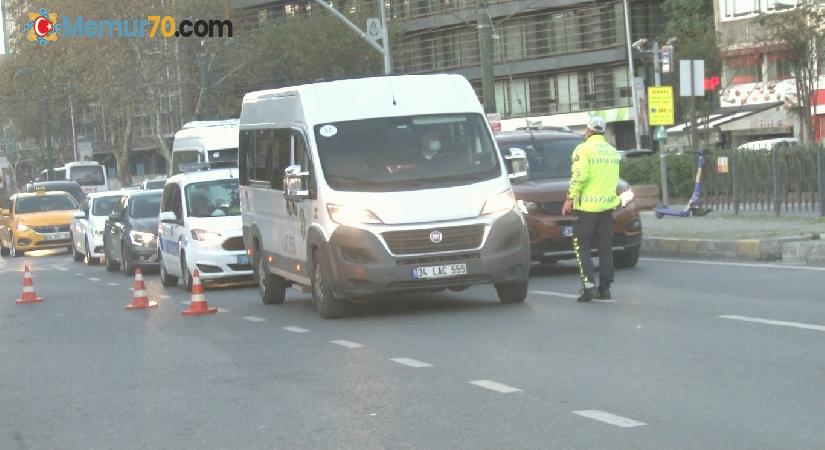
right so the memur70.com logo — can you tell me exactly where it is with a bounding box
[25,9,233,46]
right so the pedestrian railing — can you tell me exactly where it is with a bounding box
[702,146,825,216]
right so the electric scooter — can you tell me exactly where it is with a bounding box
[655,148,712,219]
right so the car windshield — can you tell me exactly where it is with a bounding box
[314,114,500,192]
[129,194,162,219]
[16,194,77,214]
[92,196,122,216]
[69,166,105,186]
[499,137,583,180]
[185,179,240,217]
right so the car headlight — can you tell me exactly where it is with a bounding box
[327,204,383,226]
[130,230,156,245]
[190,228,221,242]
[93,229,104,236]
[481,190,516,216]
[15,223,30,232]
[619,188,635,207]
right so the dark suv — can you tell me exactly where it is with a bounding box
[103,190,162,275]
[495,130,642,268]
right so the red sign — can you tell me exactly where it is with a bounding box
[704,76,721,91]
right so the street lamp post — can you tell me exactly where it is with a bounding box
[623,0,642,151]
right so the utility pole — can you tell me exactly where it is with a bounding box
[623,0,642,151]
[688,60,698,155]
[652,40,669,206]
[378,0,392,74]
[43,97,53,179]
[477,0,496,113]
[66,83,79,162]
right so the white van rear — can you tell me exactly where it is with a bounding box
[37,162,108,193]
[171,119,239,175]
[239,74,531,318]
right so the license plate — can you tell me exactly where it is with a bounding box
[44,232,69,241]
[412,263,467,280]
[236,254,250,265]
[561,226,574,237]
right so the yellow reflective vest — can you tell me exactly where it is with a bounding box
[568,134,620,213]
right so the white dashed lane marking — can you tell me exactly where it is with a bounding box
[88,277,100,282]
[530,290,617,303]
[106,283,119,286]
[330,340,364,349]
[283,326,310,333]
[390,358,433,368]
[216,308,229,313]
[572,410,647,428]
[719,315,825,332]
[243,316,265,322]
[74,273,83,277]
[468,380,523,393]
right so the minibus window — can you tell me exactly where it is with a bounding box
[69,166,105,186]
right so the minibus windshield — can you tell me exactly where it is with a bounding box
[314,114,500,192]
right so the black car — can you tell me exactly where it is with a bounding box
[103,189,162,275]
[26,181,86,205]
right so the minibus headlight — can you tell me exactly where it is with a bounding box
[481,190,516,216]
[327,204,383,226]
[191,228,222,242]
[130,231,156,245]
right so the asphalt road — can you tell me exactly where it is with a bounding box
[2,250,824,450]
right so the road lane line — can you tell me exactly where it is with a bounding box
[106,283,119,286]
[88,277,100,282]
[468,380,523,393]
[719,315,825,332]
[390,358,432,368]
[216,308,229,313]
[641,257,825,272]
[283,326,310,333]
[180,301,189,305]
[74,273,83,277]
[243,316,266,322]
[572,410,647,428]
[330,340,364,349]
[530,290,617,303]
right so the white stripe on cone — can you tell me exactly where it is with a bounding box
[190,293,205,303]
[133,290,147,297]
[23,286,34,292]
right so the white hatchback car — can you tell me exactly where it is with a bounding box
[157,167,251,290]
[71,192,124,264]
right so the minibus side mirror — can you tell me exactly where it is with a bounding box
[504,147,529,184]
[159,211,179,224]
[283,165,310,201]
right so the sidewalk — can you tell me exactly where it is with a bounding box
[640,210,825,265]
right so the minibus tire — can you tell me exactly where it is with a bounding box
[256,250,286,305]
[159,253,178,287]
[71,236,83,261]
[105,247,119,271]
[312,250,348,319]
[495,281,528,304]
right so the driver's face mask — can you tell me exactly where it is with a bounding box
[423,140,441,159]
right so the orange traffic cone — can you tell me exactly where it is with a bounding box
[125,267,157,310]
[16,265,43,304]
[181,269,216,316]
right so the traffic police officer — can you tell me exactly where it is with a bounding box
[561,117,621,302]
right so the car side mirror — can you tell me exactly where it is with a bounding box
[159,211,179,224]
[504,147,529,184]
[73,211,86,219]
[283,164,310,201]
[108,211,123,222]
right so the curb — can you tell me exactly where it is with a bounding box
[641,234,822,263]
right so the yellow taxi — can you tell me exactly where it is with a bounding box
[0,189,80,257]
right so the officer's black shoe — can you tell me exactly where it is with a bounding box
[598,288,611,300]
[577,288,595,302]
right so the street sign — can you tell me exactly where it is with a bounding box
[680,60,705,97]
[654,126,667,141]
[661,45,673,74]
[717,156,729,174]
[366,18,382,40]
[648,86,675,126]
